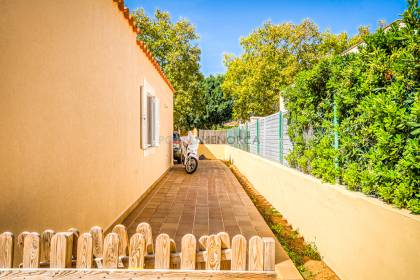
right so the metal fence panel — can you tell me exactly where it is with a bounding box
[282,116,292,165]
[262,113,281,162]
[248,121,257,155]
[259,118,265,156]
[226,111,292,166]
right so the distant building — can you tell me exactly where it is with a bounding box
[342,20,404,55]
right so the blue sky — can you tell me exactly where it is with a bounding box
[125,0,408,76]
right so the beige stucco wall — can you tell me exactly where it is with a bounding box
[205,144,420,280]
[0,0,173,238]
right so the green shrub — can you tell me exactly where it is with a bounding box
[283,0,419,213]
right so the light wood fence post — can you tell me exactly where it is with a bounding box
[112,224,128,258]
[23,232,40,268]
[128,233,145,269]
[248,236,263,271]
[231,234,247,271]
[0,232,14,268]
[263,237,275,271]
[136,223,154,255]
[180,233,196,270]
[103,233,119,269]
[76,233,93,269]
[67,228,80,262]
[40,230,54,265]
[50,232,73,268]
[155,233,170,269]
[206,234,221,270]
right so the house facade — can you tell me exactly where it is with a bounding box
[0,0,174,235]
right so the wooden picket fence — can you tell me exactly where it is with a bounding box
[0,223,276,279]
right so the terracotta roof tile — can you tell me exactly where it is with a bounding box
[112,0,175,93]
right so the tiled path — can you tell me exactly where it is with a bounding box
[122,160,288,263]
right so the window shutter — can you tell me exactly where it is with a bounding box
[140,85,148,149]
[152,97,160,147]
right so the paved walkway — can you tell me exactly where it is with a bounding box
[122,160,288,263]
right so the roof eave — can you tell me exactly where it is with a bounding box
[112,0,175,94]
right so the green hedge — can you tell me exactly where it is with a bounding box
[283,1,419,213]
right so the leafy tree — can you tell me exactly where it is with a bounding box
[283,0,420,213]
[133,9,204,130]
[222,19,351,121]
[348,25,370,46]
[198,75,232,129]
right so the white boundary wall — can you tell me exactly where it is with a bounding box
[204,144,420,280]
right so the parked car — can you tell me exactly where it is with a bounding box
[173,132,182,164]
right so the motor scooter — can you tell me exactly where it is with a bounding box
[180,132,199,174]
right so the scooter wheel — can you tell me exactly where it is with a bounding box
[185,157,198,174]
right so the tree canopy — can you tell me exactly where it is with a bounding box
[222,19,351,121]
[198,75,232,129]
[133,9,204,130]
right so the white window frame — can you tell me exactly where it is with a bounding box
[141,79,160,149]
